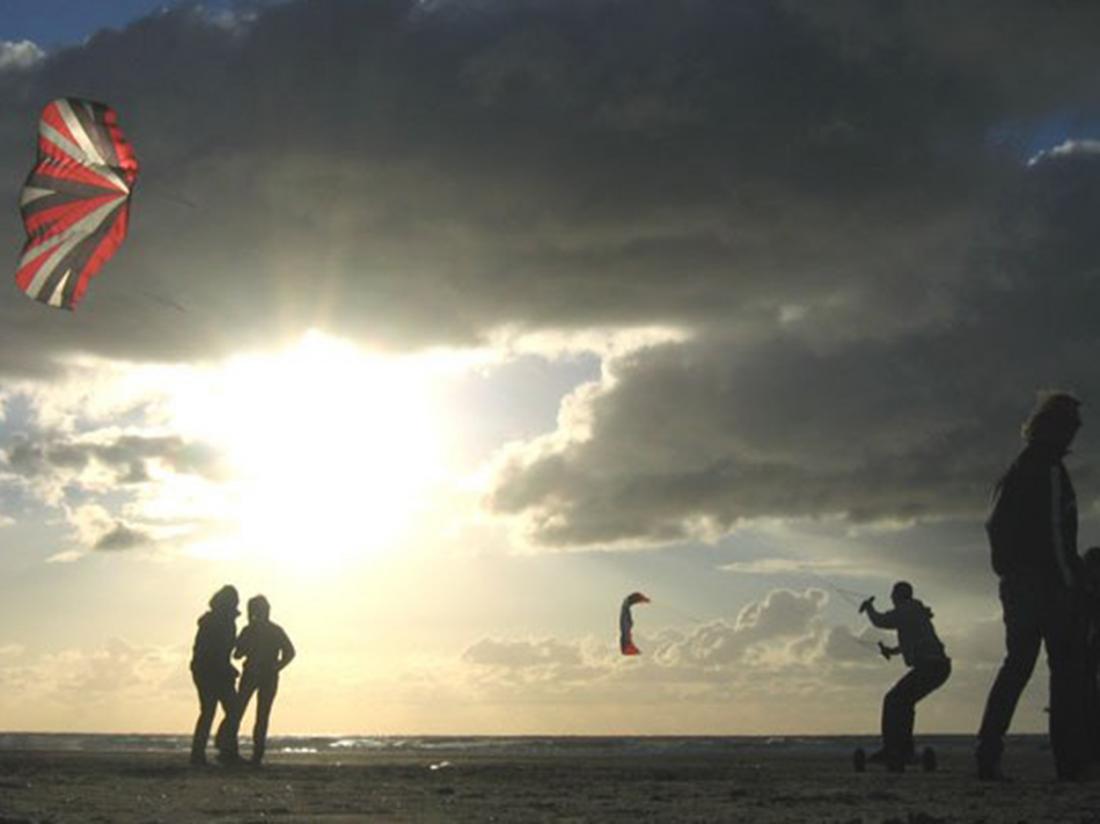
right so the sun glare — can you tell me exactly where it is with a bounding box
[171,333,447,567]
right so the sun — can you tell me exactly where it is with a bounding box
[171,332,446,566]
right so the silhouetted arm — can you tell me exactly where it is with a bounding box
[232,626,249,660]
[860,598,897,629]
[278,629,296,672]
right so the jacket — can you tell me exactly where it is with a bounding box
[986,441,1080,589]
[868,598,948,666]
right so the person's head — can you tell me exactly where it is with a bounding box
[209,584,239,615]
[247,594,270,623]
[890,581,913,606]
[1022,391,1082,450]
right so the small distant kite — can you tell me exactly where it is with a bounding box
[16,97,140,309]
[619,591,650,656]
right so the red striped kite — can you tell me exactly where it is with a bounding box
[16,98,139,310]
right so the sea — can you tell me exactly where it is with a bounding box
[0,733,1031,759]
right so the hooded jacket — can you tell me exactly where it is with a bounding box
[868,598,947,666]
[190,609,237,680]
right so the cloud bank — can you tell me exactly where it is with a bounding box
[1,0,1099,551]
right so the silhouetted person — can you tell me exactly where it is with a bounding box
[189,585,241,766]
[232,595,295,765]
[860,581,951,771]
[977,391,1090,781]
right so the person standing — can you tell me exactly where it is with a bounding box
[189,585,242,766]
[232,595,295,765]
[977,391,1089,781]
[860,581,951,771]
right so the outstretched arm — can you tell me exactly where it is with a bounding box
[859,597,897,629]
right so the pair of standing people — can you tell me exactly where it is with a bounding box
[189,586,296,766]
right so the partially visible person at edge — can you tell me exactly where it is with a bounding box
[1083,546,1100,762]
[977,391,1091,781]
[860,581,951,771]
[189,585,242,766]
[230,595,295,766]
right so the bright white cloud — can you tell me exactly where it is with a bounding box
[1027,138,1100,167]
[0,40,44,72]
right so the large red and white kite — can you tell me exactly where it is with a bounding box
[16,97,139,310]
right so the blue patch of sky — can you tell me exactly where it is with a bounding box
[987,110,1100,164]
[0,392,38,435]
[0,1,240,50]
[442,352,601,465]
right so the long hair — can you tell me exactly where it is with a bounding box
[1022,390,1081,443]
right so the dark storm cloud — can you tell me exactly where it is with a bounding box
[487,229,1100,546]
[0,0,1091,368]
[1,0,1099,547]
[487,140,1100,546]
[3,432,225,484]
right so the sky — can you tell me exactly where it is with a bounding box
[1,0,1100,737]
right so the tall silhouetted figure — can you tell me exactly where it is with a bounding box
[860,581,951,771]
[232,595,295,765]
[189,585,241,766]
[978,391,1089,781]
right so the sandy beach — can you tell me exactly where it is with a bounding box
[1,738,1099,823]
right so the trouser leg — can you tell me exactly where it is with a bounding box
[214,678,241,758]
[190,678,217,763]
[252,676,279,764]
[1045,599,1088,779]
[236,676,259,760]
[883,664,941,761]
[977,581,1041,765]
[881,678,908,762]
[1086,642,1100,760]
[899,660,951,756]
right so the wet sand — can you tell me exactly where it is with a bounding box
[1,741,1099,822]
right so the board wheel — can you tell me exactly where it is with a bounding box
[921,746,937,772]
[853,747,866,772]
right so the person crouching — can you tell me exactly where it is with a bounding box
[860,581,951,771]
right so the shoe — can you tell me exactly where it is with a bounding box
[977,758,1007,782]
[216,750,243,766]
[189,756,208,768]
[1055,762,1097,782]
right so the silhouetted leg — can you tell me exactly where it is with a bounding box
[213,677,241,760]
[882,674,904,760]
[977,579,1041,770]
[1045,599,1088,780]
[236,674,259,760]
[896,660,952,758]
[883,668,930,765]
[190,675,217,764]
[251,675,279,765]
[1086,639,1100,760]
